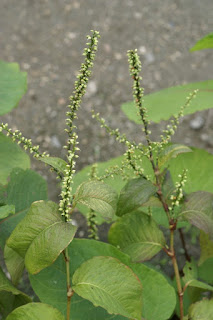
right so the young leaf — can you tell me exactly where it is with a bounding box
[0,60,27,115]
[198,257,213,285]
[116,177,157,217]
[190,33,213,51]
[188,299,213,320]
[0,266,31,317]
[0,204,15,219]
[0,133,30,185]
[5,302,65,320]
[158,144,192,168]
[183,259,198,281]
[185,279,213,292]
[199,231,213,265]
[72,256,142,320]
[179,191,213,239]
[182,259,213,292]
[73,180,118,220]
[7,201,77,274]
[108,211,166,262]
[29,239,176,320]
[0,168,47,249]
[4,245,25,286]
[38,156,67,175]
[121,80,213,123]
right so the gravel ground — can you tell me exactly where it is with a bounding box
[1,0,213,236]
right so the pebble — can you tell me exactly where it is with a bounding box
[51,135,61,148]
[189,116,205,130]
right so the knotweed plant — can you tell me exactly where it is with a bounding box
[0,32,213,320]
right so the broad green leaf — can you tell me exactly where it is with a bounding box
[0,204,15,219]
[6,302,65,320]
[0,60,27,115]
[0,168,47,249]
[158,144,192,168]
[169,147,213,194]
[73,180,118,220]
[29,239,176,320]
[199,231,213,265]
[116,177,156,216]
[0,133,30,185]
[198,257,213,285]
[7,201,76,274]
[179,191,213,239]
[190,33,213,51]
[38,156,67,175]
[108,211,165,262]
[73,256,142,320]
[121,80,213,123]
[188,299,213,320]
[4,245,25,286]
[0,267,31,317]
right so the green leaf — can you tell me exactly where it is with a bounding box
[0,60,27,115]
[121,80,213,123]
[0,266,31,317]
[73,256,142,320]
[108,211,165,262]
[73,180,118,221]
[0,133,30,185]
[0,168,47,249]
[72,155,153,224]
[198,258,213,285]
[199,231,213,265]
[29,239,176,320]
[169,147,213,194]
[182,259,213,292]
[6,302,65,320]
[7,201,77,274]
[38,156,67,175]
[188,299,213,320]
[0,205,15,219]
[179,191,213,239]
[158,144,192,168]
[185,279,213,292]
[116,177,156,217]
[4,245,25,286]
[190,33,213,51]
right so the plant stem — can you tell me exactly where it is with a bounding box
[178,228,191,262]
[170,229,184,320]
[63,247,74,320]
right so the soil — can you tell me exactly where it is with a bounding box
[0,1,213,318]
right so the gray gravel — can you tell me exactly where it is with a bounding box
[1,0,213,205]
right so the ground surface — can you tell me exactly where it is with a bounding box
[1,0,213,248]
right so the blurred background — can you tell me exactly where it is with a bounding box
[1,0,213,205]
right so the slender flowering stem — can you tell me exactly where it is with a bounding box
[58,31,100,320]
[160,90,198,146]
[0,123,48,159]
[59,30,100,222]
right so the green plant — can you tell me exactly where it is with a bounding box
[0,31,213,320]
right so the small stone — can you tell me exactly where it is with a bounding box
[79,230,85,237]
[190,116,205,130]
[200,133,209,142]
[51,135,61,148]
[145,51,155,64]
[85,81,97,97]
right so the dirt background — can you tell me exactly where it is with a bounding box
[1,0,213,240]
